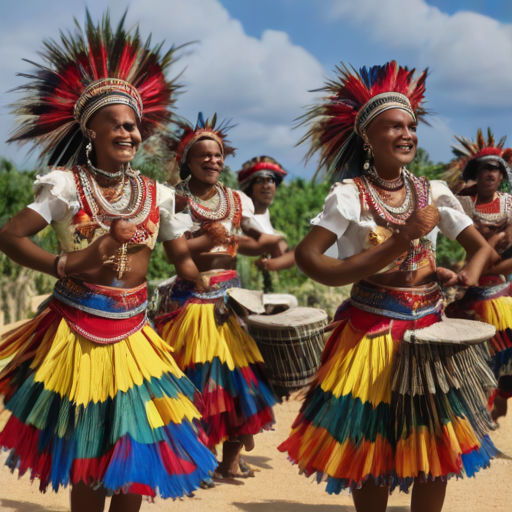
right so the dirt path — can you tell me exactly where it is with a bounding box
[0,397,511,512]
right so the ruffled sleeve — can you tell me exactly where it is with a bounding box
[27,169,80,223]
[236,190,255,219]
[431,180,473,240]
[311,181,361,238]
[157,183,193,241]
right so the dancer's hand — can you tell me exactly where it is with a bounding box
[110,219,137,243]
[394,205,439,243]
[436,267,458,286]
[195,274,211,293]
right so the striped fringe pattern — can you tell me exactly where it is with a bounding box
[0,308,217,497]
[158,302,277,447]
[278,309,497,494]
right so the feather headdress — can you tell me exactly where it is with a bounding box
[8,9,183,167]
[444,128,512,192]
[141,112,235,184]
[237,156,287,193]
[298,61,428,180]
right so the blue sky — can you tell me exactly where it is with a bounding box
[2,0,512,179]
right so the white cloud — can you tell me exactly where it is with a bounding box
[0,0,325,175]
[329,0,512,107]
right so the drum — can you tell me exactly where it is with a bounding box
[404,316,496,345]
[246,307,328,390]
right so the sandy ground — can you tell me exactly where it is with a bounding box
[0,397,511,512]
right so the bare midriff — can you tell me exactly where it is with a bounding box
[367,262,437,288]
[71,245,151,288]
[194,252,237,273]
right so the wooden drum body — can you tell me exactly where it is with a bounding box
[246,307,328,390]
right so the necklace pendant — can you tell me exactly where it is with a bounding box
[113,243,130,279]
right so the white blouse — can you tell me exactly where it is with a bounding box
[27,169,182,252]
[311,179,473,260]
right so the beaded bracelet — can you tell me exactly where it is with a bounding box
[57,253,68,278]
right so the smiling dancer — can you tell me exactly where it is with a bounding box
[154,114,279,480]
[445,129,512,423]
[278,62,497,512]
[0,13,217,512]
[237,156,295,274]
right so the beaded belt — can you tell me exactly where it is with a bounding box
[170,270,240,306]
[350,280,443,321]
[51,277,148,344]
[460,279,511,303]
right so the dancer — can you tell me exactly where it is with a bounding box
[0,13,217,512]
[154,114,278,480]
[444,128,512,423]
[278,62,497,512]
[238,156,295,272]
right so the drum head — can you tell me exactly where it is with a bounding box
[246,307,328,328]
[226,288,265,314]
[403,316,496,345]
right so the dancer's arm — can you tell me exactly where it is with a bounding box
[454,225,493,286]
[163,235,208,289]
[295,205,439,287]
[0,208,122,277]
[256,250,296,271]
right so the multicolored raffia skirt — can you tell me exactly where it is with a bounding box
[0,277,217,498]
[154,270,277,448]
[447,276,512,397]
[278,280,497,494]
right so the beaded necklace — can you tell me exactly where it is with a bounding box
[364,166,404,191]
[471,193,510,225]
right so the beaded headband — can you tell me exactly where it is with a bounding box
[237,160,287,192]
[75,78,143,134]
[355,92,415,136]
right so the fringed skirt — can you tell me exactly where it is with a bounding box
[0,277,217,498]
[154,270,277,448]
[447,276,512,398]
[278,280,497,494]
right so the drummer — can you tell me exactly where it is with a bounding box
[444,128,512,424]
[278,61,497,512]
[237,156,295,271]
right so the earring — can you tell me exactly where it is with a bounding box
[363,142,373,171]
[86,140,93,168]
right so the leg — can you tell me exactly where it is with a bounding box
[411,478,447,512]
[109,492,142,512]
[351,479,389,512]
[491,394,508,422]
[238,433,255,452]
[71,481,106,512]
[215,440,243,476]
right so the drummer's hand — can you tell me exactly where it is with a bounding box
[394,205,439,243]
[436,267,458,286]
[324,320,342,333]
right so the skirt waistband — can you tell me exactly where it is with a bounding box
[171,270,241,303]
[350,280,443,321]
[53,277,148,319]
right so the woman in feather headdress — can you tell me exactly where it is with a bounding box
[277,62,497,512]
[444,129,512,425]
[0,11,217,511]
[152,113,283,481]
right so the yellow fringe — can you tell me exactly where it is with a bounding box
[30,319,193,410]
[160,303,265,370]
[474,296,512,331]
[318,322,397,406]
